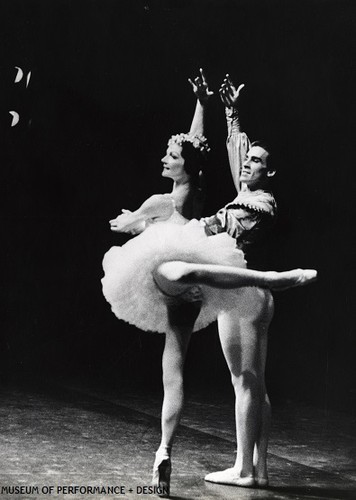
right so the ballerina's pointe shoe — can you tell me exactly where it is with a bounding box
[270,269,317,291]
[152,451,171,498]
[204,468,255,487]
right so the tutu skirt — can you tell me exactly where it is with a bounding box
[102,220,247,334]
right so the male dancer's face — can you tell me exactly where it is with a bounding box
[240,145,273,189]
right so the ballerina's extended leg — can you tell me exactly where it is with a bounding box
[155,262,317,291]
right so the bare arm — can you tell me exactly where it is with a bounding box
[188,68,213,136]
[109,194,175,233]
[219,75,249,192]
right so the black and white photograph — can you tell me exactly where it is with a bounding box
[0,0,355,498]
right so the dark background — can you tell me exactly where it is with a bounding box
[0,0,355,412]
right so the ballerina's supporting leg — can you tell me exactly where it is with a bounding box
[155,261,317,291]
[153,301,200,497]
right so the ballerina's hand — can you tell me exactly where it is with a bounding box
[109,195,174,233]
[120,209,146,234]
[188,68,214,103]
[219,74,245,108]
[109,211,143,233]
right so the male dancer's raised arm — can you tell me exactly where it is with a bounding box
[220,75,248,192]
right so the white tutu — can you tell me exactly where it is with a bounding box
[102,220,247,334]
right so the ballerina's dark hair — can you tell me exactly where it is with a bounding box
[181,141,206,185]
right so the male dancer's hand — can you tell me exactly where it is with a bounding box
[219,74,244,108]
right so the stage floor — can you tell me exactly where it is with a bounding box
[0,383,355,499]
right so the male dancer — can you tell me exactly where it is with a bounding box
[161,74,312,488]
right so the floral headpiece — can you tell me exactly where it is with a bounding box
[168,133,210,154]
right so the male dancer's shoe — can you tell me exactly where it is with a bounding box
[204,468,255,487]
[255,476,269,488]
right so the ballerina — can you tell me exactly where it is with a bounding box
[104,70,214,498]
[102,71,317,497]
